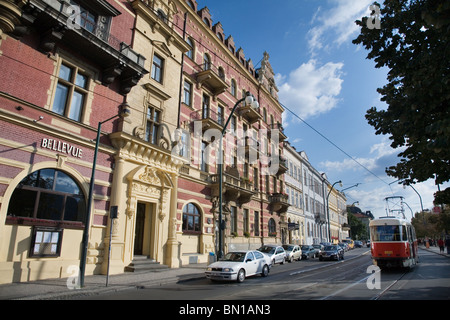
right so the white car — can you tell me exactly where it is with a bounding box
[205,250,271,283]
[257,245,286,265]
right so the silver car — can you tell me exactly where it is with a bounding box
[257,245,286,265]
[282,244,302,262]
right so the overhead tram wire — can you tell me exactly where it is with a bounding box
[280,102,392,188]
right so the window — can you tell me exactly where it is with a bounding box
[52,63,89,122]
[231,79,237,97]
[268,218,276,236]
[202,94,210,119]
[183,81,193,107]
[8,169,86,224]
[230,206,237,233]
[186,38,194,59]
[200,141,209,172]
[151,54,164,83]
[182,203,201,234]
[254,211,260,236]
[69,0,97,33]
[146,106,161,145]
[243,209,249,234]
[203,54,211,71]
[217,105,224,125]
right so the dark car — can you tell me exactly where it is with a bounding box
[301,245,316,259]
[319,245,344,261]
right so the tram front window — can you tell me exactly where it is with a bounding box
[370,225,407,241]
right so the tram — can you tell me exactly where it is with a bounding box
[369,217,419,269]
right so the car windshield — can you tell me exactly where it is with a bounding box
[258,246,275,254]
[221,252,246,262]
[282,245,294,251]
[324,246,336,251]
[301,246,309,250]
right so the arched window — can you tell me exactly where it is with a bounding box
[182,203,201,234]
[231,79,237,97]
[203,53,211,71]
[218,67,225,81]
[7,169,86,223]
[186,37,194,60]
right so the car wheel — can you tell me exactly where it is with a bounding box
[272,259,276,266]
[237,269,245,283]
[261,265,269,277]
[281,258,285,265]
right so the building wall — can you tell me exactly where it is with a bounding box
[174,0,288,263]
[0,0,146,284]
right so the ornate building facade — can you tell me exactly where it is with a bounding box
[174,0,288,264]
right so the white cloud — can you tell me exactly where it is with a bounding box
[277,59,344,119]
[319,138,400,175]
[307,0,374,56]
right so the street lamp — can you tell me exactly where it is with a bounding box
[79,104,131,288]
[217,92,258,259]
[326,180,342,243]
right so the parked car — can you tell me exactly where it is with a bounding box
[354,240,363,248]
[282,244,302,262]
[366,240,371,248]
[205,250,271,283]
[319,245,344,261]
[257,245,286,265]
[342,239,354,249]
[338,242,349,252]
[312,244,324,257]
[301,245,316,259]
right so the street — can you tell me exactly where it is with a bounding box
[78,247,450,301]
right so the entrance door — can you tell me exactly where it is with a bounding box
[134,203,146,255]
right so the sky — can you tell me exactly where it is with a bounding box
[196,0,448,220]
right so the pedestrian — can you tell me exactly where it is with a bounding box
[445,236,450,255]
[438,238,444,253]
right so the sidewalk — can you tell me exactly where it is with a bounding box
[420,244,450,258]
[0,263,207,300]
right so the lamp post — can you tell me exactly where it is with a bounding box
[326,180,342,243]
[217,92,258,259]
[79,105,131,288]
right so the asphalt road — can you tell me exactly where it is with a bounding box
[78,247,449,301]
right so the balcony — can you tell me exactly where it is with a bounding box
[269,123,287,142]
[195,63,229,97]
[269,155,288,176]
[209,169,257,206]
[237,103,263,124]
[190,108,224,133]
[22,0,147,94]
[269,193,290,214]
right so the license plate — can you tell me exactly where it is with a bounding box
[385,251,393,255]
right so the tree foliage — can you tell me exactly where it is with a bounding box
[353,0,450,204]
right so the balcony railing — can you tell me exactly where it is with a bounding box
[195,62,229,96]
[209,171,257,206]
[269,123,287,142]
[269,193,290,214]
[190,108,224,132]
[26,0,147,94]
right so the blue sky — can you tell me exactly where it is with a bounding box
[197,0,447,219]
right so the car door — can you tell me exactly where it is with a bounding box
[275,247,284,263]
[245,251,258,276]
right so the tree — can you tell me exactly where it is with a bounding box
[353,0,450,204]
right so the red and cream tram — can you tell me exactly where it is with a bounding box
[369,217,419,269]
